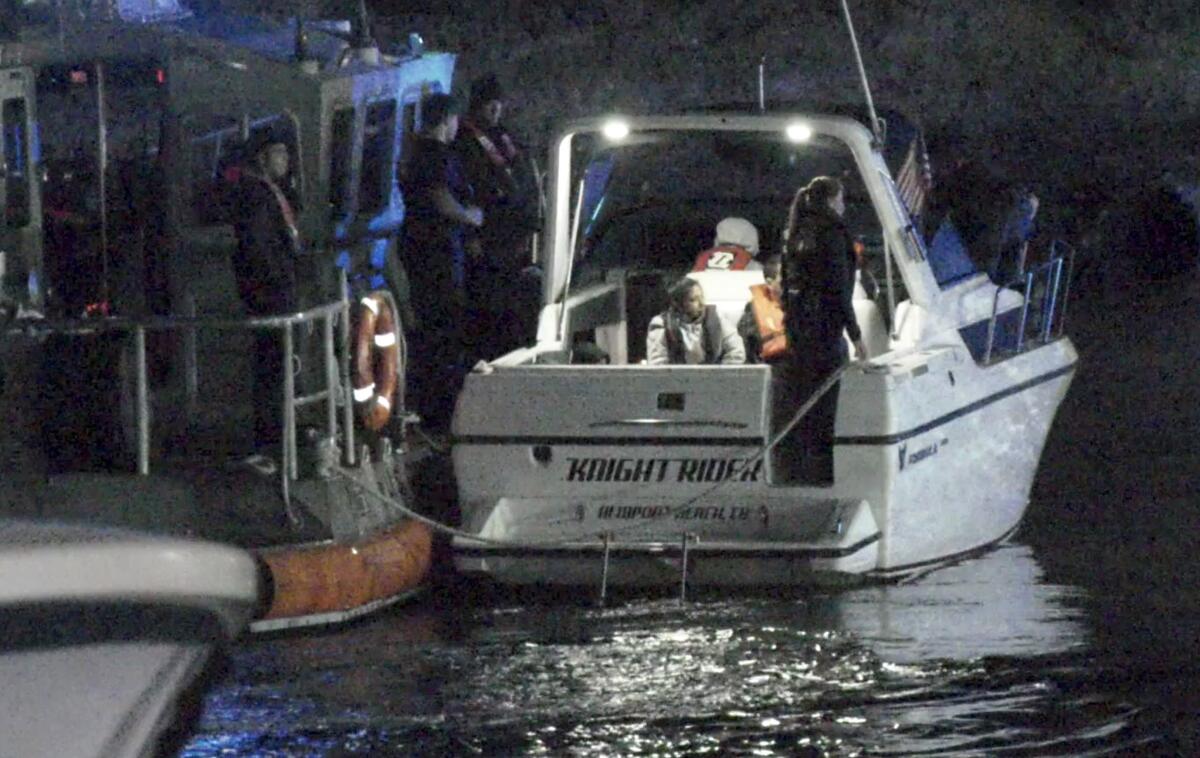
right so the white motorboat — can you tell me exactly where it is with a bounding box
[449,111,1076,590]
[0,520,259,758]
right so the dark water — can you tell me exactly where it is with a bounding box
[178,286,1200,757]
[176,540,1196,757]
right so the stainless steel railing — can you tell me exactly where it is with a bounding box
[983,240,1074,364]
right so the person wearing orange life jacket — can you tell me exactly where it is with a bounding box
[737,254,786,363]
[647,277,745,365]
[692,217,764,272]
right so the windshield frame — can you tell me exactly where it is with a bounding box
[540,114,939,323]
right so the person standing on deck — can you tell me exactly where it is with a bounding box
[402,92,483,432]
[774,175,866,486]
[455,74,541,361]
[232,131,301,459]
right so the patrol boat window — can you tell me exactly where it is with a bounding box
[328,107,354,219]
[2,98,30,228]
[360,99,397,215]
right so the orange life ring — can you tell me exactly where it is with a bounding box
[353,291,400,432]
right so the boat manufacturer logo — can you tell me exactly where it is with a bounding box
[899,437,947,472]
[565,456,763,483]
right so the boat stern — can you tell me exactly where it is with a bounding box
[452,496,880,589]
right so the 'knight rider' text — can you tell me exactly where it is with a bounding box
[565,457,763,483]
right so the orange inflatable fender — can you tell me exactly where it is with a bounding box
[353,291,400,432]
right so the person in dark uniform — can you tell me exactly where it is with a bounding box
[774,176,866,486]
[455,74,540,360]
[232,131,301,457]
[402,92,483,431]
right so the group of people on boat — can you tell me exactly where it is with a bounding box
[230,71,862,484]
[230,74,539,451]
[645,175,867,485]
[397,76,541,432]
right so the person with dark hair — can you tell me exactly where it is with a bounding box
[232,131,301,459]
[738,254,784,363]
[646,277,744,365]
[774,175,866,486]
[456,74,541,359]
[401,92,483,431]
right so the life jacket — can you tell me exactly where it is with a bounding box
[662,305,725,364]
[749,283,788,362]
[461,118,518,169]
[692,244,755,272]
[242,169,300,254]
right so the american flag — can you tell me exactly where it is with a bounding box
[895,131,933,223]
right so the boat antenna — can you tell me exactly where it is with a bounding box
[293,11,309,62]
[839,0,884,143]
[757,54,767,112]
[352,0,376,49]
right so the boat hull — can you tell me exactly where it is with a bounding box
[450,337,1077,587]
[453,496,881,587]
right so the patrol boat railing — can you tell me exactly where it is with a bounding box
[984,240,1074,364]
[4,282,356,507]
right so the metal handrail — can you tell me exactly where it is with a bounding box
[982,244,1072,365]
[6,292,355,505]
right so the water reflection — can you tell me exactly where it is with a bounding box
[182,543,1156,757]
[834,543,1089,663]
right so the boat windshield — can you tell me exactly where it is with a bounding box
[569,128,883,288]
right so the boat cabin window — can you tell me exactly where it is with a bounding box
[329,106,354,219]
[186,114,238,224]
[327,100,399,219]
[360,99,397,215]
[2,97,30,228]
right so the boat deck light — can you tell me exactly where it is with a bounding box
[601,119,631,141]
[786,122,813,143]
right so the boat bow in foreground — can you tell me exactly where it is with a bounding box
[0,520,259,758]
